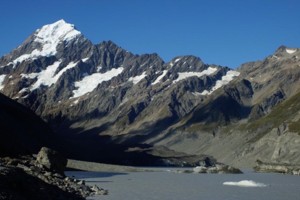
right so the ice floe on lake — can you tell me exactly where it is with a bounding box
[223,180,267,187]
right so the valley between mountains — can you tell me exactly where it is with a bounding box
[1,20,300,168]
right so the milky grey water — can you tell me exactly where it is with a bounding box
[66,169,300,200]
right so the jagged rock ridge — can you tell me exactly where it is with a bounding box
[0,20,300,167]
[0,20,238,136]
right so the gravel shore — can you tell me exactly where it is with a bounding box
[67,159,158,172]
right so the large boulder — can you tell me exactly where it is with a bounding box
[36,147,67,175]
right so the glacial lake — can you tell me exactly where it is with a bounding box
[66,169,300,200]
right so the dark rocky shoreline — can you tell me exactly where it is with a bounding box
[0,148,107,200]
[254,160,300,175]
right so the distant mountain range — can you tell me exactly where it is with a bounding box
[0,20,299,167]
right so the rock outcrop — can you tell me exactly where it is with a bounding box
[0,153,108,200]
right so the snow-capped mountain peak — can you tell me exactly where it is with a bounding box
[1,20,82,67]
[0,19,243,139]
[30,19,81,59]
[34,19,81,44]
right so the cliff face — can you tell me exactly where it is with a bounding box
[0,20,300,167]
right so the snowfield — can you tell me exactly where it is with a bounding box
[72,67,124,98]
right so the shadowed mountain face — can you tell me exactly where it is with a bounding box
[0,20,300,167]
[0,92,208,166]
[0,93,55,156]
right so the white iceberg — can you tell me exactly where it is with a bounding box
[223,180,267,187]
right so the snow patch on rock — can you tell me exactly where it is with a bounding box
[0,74,7,90]
[286,49,296,54]
[174,58,181,63]
[21,60,78,91]
[82,57,90,62]
[200,70,239,95]
[129,71,147,84]
[152,70,168,85]
[72,67,124,98]
[173,67,217,83]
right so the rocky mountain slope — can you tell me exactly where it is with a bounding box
[0,20,299,167]
[150,46,300,167]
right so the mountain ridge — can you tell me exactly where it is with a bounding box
[0,19,299,167]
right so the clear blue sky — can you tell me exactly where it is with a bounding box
[1,0,300,68]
